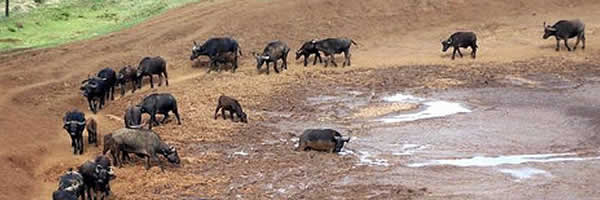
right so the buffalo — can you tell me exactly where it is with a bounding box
[137,56,169,89]
[214,95,247,123]
[107,128,180,171]
[116,65,139,96]
[52,168,85,200]
[78,155,115,200]
[313,38,358,67]
[296,39,323,67]
[296,129,350,153]
[97,68,117,101]
[124,105,143,129]
[138,93,182,129]
[86,118,98,147]
[543,19,586,51]
[441,32,478,60]
[80,76,108,114]
[253,40,290,74]
[63,110,86,155]
[190,37,243,73]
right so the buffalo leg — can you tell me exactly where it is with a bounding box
[316,52,323,64]
[555,39,560,51]
[303,55,309,67]
[452,48,457,60]
[149,75,154,88]
[222,108,227,120]
[230,111,235,122]
[283,54,288,70]
[214,105,221,119]
[343,50,351,67]
[161,112,170,124]
[173,107,182,125]
[582,33,586,49]
[457,48,464,58]
[564,39,572,51]
[158,74,163,87]
[120,83,125,96]
[110,86,114,100]
[471,46,477,59]
[164,71,169,86]
[88,99,95,113]
[330,54,338,67]
[233,54,239,73]
[145,156,151,170]
[154,154,164,172]
[274,61,280,73]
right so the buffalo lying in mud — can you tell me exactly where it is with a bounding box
[296,129,350,153]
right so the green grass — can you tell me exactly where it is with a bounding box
[0,0,203,51]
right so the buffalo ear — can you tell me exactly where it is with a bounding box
[193,40,197,46]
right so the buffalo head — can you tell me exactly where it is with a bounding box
[334,136,350,152]
[542,21,557,39]
[441,39,452,52]
[164,145,181,165]
[190,41,203,61]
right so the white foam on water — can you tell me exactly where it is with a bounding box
[381,101,471,123]
[499,168,551,180]
[408,153,600,167]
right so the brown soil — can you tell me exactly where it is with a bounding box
[1,0,600,199]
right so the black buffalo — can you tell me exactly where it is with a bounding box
[116,65,139,96]
[313,38,358,67]
[63,110,86,155]
[78,155,115,200]
[52,168,84,200]
[543,19,586,51]
[441,32,478,60]
[254,40,290,74]
[124,105,143,129]
[96,68,117,101]
[80,77,108,114]
[190,37,243,73]
[296,129,350,153]
[137,56,169,89]
[214,95,247,123]
[138,93,182,129]
[295,39,323,67]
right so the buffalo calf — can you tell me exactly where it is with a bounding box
[86,118,98,147]
[214,95,247,123]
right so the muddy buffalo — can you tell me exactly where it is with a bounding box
[108,128,180,171]
[296,129,350,153]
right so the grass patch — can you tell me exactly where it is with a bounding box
[0,0,204,51]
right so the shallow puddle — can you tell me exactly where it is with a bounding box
[379,94,471,123]
[498,167,551,180]
[408,152,600,167]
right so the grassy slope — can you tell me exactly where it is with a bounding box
[0,0,203,51]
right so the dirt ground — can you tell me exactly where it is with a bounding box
[1,0,600,199]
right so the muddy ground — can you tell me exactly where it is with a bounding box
[2,0,600,199]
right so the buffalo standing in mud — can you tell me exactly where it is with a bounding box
[78,155,115,200]
[214,95,247,123]
[86,118,98,147]
[543,19,586,51]
[137,56,169,89]
[441,32,478,60]
[138,93,182,129]
[106,128,180,171]
[116,65,139,96]
[296,129,350,153]
[313,38,358,67]
[63,110,86,155]
[124,105,143,129]
[52,168,85,200]
[254,40,290,74]
[296,39,323,67]
[190,37,243,73]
